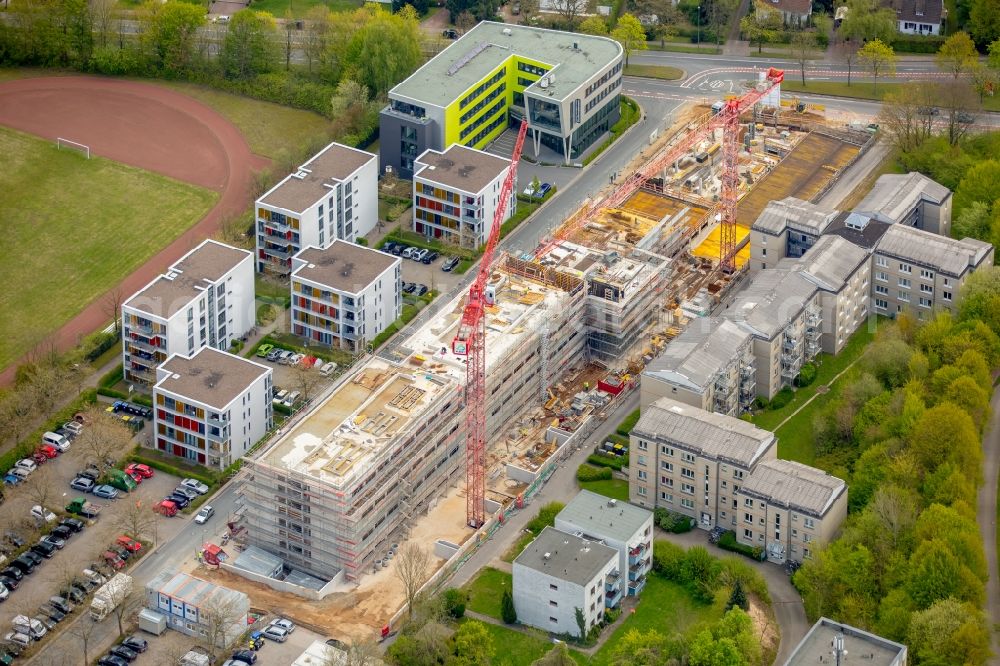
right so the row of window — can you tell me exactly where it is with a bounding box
[460,104,507,146]
[875,257,947,283]
[585,62,623,97]
[460,83,507,125]
[460,69,506,109]
[517,61,548,76]
[585,78,621,113]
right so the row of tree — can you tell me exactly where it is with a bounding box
[792,268,1000,665]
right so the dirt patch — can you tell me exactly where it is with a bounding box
[748,593,780,661]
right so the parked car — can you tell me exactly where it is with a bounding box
[30,541,56,559]
[22,551,42,567]
[958,110,976,123]
[30,451,48,466]
[918,106,940,116]
[401,247,417,259]
[116,536,142,553]
[37,604,65,623]
[194,506,215,524]
[61,421,84,438]
[42,431,71,452]
[421,251,439,265]
[282,391,301,408]
[166,493,190,509]
[265,348,284,362]
[10,557,34,576]
[319,361,338,377]
[82,569,107,585]
[48,596,72,614]
[537,182,552,198]
[3,632,29,648]
[1,569,21,585]
[391,244,407,256]
[181,478,210,495]
[268,617,295,633]
[102,552,125,570]
[40,534,66,550]
[0,585,8,602]
[37,444,59,459]
[262,626,289,642]
[255,343,274,358]
[78,466,101,481]
[70,477,95,492]
[231,649,258,664]
[60,518,85,533]
[5,533,24,549]
[111,401,152,419]
[172,486,199,501]
[97,655,129,666]
[92,485,119,500]
[32,616,55,632]
[414,284,429,297]
[403,282,417,294]
[411,248,429,262]
[272,389,289,405]
[14,459,36,474]
[110,644,138,662]
[125,463,153,479]
[121,635,148,653]
[60,586,85,604]
[31,506,56,523]
[522,185,536,197]
[442,256,461,272]
[277,351,295,365]
[50,526,73,543]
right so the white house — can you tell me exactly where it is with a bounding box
[153,347,273,469]
[513,527,620,638]
[256,142,378,276]
[122,240,254,385]
[289,241,402,352]
[889,0,944,34]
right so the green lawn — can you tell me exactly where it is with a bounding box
[501,531,536,563]
[246,0,363,17]
[0,126,217,370]
[781,80,1000,112]
[156,81,331,158]
[463,567,512,620]
[474,622,589,666]
[643,41,722,55]
[578,478,630,501]
[623,64,684,81]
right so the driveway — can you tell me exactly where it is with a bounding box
[979,385,1000,664]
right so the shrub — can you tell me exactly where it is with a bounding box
[587,452,625,470]
[795,362,817,388]
[273,402,293,416]
[753,396,769,410]
[526,502,565,535]
[230,339,244,353]
[769,386,794,410]
[890,35,947,53]
[442,588,466,619]
[577,464,613,482]
[654,508,694,533]
[501,589,517,624]
[98,364,124,389]
[98,387,129,400]
[132,394,153,408]
[82,330,120,362]
[356,237,369,246]
[616,408,641,436]
[652,540,687,579]
[718,530,765,561]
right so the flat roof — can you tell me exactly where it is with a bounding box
[414,144,510,193]
[740,459,845,517]
[390,21,621,106]
[294,641,386,666]
[875,224,993,277]
[147,571,247,610]
[259,142,375,213]
[514,526,618,586]
[634,397,775,468]
[124,240,251,319]
[292,241,399,294]
[156,348,270,410]
[725,269,817,340]
[233,545,284,577]
[645,318,752,392]
[556,490,652,543]
[784,617,907,666]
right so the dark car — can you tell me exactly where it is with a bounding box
[113,547,131,562]
[166,493,190,509]
[50,525,73,541]
[31,541,56,559]
[536,182,552,198]
[37,604,65,623]
[4,532,24,549]
[40,533,66,550]
[442,256,460,272]
[0,576,18,592]
[97,655,129,666]
[958,110,976,123]
[382,242,398,254]
[0,568,22,582]
[391,244,406,256]
[48,596,72,614]
[231,649,258,665]
[61,586,86,604]
[421,251,439,265]
[121,635,148,653]
[22,551,43,567]
[11,556,35,576]
[77,467,101,482]
[414,284,429,297]
[59,517,85,533]
[110,644,138,662]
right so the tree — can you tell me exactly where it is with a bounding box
[290,361,323,403]
[109,584,142,639]
[451,620,494,666]
[877,83,936,152]
[908,599,991,666]
[387,621,451,666]
[302,7,330,76]
[938,80,980,146]
[790,31,818,85]
[578,16,609,34]
[519,0,539,23]
[75,405,135,469]
[706,0,735,46]
[550,0,594,28]
[906,539,982,609]
[726,579,748,611]
[220,9,277,80]
[857,38,896,95]
[954,159,1000,216]
[340,639,382,666]
[68,616,100,666]
[688,629,743,666]
[500,588,518,624]
[839,0,897,44]
[611,14,647,67]
[609,629,670,665]
[573,606,585,638]
[960,266,1000,336]
[442,588,466,618]
[142,0,206,75]
[200,593,247,656]
[25,464,60,510]
[394,543,430,619]
[531,643,576,666]
[837,38,860,86]
[455,10,476,32]
[344,9,423,98]
[90,0,118,48]
[937,31,979,79]
[117,498,156,544]
[969,0,1000,46]
[740,11,781,54]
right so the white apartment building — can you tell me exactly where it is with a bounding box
[255,142,378,275]
[122,240,254,385]
[555,491,654,597]
[412,144,513,249]
[785,618,907,666]
[153,347,273,469]
[290,241,402,352]
[513,527,620,637]
[735,459,847,563]
[629,397,777,530]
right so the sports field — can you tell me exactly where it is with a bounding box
[0,126,217,368]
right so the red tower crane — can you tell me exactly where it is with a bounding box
[452,118,530,528]
[542,68,784,272]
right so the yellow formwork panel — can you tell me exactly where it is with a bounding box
[692,223,751,269]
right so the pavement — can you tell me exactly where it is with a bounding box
[979,385,1000,665]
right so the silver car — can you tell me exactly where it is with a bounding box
[194,506,214,525]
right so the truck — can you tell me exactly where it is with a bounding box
[106,469,137,493]
[66,497,102,519]
[90,573,133,621]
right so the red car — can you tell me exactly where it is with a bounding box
[115,536,142,553]
[37,445,59,459]
[127,470,143,484]
[126,463,153,479]
[31,451,48,465]
[103,551,126,570]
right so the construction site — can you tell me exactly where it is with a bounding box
[226,72,877,636]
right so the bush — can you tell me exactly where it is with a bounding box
[97,387,129,400]
[795,362,817,388]
[718,530,765,561]
[616,408,641,436]
[273,402,293,416]
[890,35,947,53]
[753,396,769,410]
[653,540,687,578]
[132,394,153,408]
[0,389,98,475]
[442,588,466,619]
[230,339,244,354]
[356,237,369,246]
[769,386,794,410]
[526,502,565,535]
[82,330,120,362]
[98,364,124,389]
[587,452,626,470]
[501,589,517,624]
[577,464,613,482]
[654,508,694,533]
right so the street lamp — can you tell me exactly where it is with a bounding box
[696,5,702,45]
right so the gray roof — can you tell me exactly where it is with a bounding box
[854,172,950,224]
[874,224,993,277]
[824,211,891,250]
[645,319,751,392]
[779,235,868,293]
[752,197,836,236]
[260,143,375,213]
[389,22,622,107]
[725,269,818,340]
[146,572,248,611]
[514,527,618,586]
[292,241,399,294]
[633,398,775,468]
[784,618,907,666]
[740,459,845,517]
[156,347,271,410]
[555,490,652,543]
[124,240,251,319]
[414,144,511,193]
[233,545,284,577]
[887,0,944,27]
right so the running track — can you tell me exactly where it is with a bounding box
[0,76,269,385]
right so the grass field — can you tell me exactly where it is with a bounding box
[0,126,217,369]
[781,80,1000,112]
[245,0,363,17]
[462,567,512,620]
[578,478,630,501]
[474,622,588,666]
[624,64,684,81]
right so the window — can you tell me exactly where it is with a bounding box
[943,291,953,301]
[549,600,558,607]
[681,498,694,509]
[681,468,694,479]
[637,470,647,480]
[637,486,647,496]
[744,512,753,524]
[637,455,647,467]
[804,518,815,529]
[744,498,753,508]
[660,491,673,502]
[721,480,728,489]
[591,586,596,595]
[682,452,695,463]
[733,470,744,480]
[637,439,648,451]
[899,291,910,302]
[875,285,888,295]
[660,461,673,472]
[661,445,674,456]
[920,269,934,280]
[661,477,673,487]
[899,263,912,273]
[919,297,932,308]
[898,278,911,288]
[744,528,753,539]
[875,271,888,282]
[920,284,933,294]
[550,584,558,591]
[681,483,695,495]
[876,256,888,267]
[875,298,888,310]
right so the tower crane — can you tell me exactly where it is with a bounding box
[452,118,530,528]
[542,67,785,272]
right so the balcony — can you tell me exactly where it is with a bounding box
[605,570,621,591]
[207,416,228,429]
[127,338,164,354]
[805,308,821,327]
[605,586,622,608]
[806,341,821,357]
[208,441,230,455]
[260,217,292,233]
[627,575,647,596]
[782,337,798,352]
[126,321,157,336]
[260,244,294,260]
[740,364,755,379]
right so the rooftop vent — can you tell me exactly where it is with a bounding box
[447,42,491,76]
[543,552,551,560]
[608,499,617,507]
[502,27,512,35]
[341,262,355,277]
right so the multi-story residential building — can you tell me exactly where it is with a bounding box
[412,144,513,248]
[380,22,623,176]
[153,347,273,469]
[289,241,401,351]
[145,572,249,648]
[629,397,777,530]
[871,223,993,319]
[122,240,254,385]
[785,618,907,666]
[255,142,378,275]
[735,459,847,563]
[512,526,620,637]
[724,269,823,400]
[855,171,951,235]
[554,491,653,596]
[749,197,839,271]
[642,318,756,417]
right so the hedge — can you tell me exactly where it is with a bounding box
[616,408,641,437]
[890,35,947,53]
[577,463,613,482]
[382,229,478,261]
[126,450,216,487]
[768,386,794,410]
[718,530,765,561]
[98,387,129,400]
[98,363,124,389]
[588,452,627,470]
[82,330,120,363]
[273,402,294,416]
[0,389,98,475]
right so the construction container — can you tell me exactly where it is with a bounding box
[138,608,167,636]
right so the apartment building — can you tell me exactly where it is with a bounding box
[871,224,994,319]
[412,144,513,249]
[555,491,654,596]
[629,397,777,530]
[145,572,249,648]
[255,142,377,275]
[735,459,847,563]
[513,527,620,638]
[380,22,623,176]
[122,240,254,385]
[785,618,907,666]
[290,241,402,352]
[153,347,273,469]
[749,197,839,270]
[724,269,823,400]
[855,171,952,235]
[642,318,756,417]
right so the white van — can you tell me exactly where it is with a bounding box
[42,431,70,452]
[12,615,47,640]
